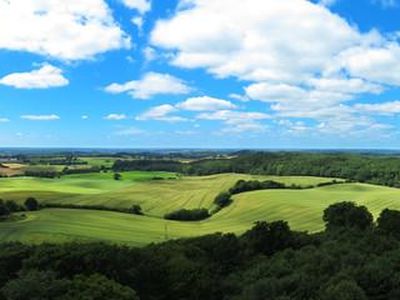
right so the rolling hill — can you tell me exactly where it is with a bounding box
[1,174,400,246]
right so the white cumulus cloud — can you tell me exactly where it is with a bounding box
[121,0,151,14]
[176,96,236,111]
[137,104,187,122]
[21,114,60,121]
[354,101,400,115]
[0,64,68,89]
[0,0,131,60]
[150,0,400,137]
[104,114,128,120]
[105,72,192,99]
[197,110,270,133]
[151,0,359,83]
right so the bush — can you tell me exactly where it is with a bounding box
[5,200,23,213]
[24,197,39,211]
[0,199,10,217]
[214,192,232,208]
[43,203,137,215]
[113,173,122,181]
[164,208,210,221]
[128,205,143,215]
[229,180,286,194]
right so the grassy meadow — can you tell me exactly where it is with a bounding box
[0,172,333,217]
[2,171,400,245]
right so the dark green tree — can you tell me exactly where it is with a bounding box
[0,199,10,217]
[1,271,138,300]
[5,200,20,213]
[377,209,400,239]
[242,220,292,255]
[62,274,139,300]
[129,204,143,215]
[321,279,367,300]
[113,173,122,181]
[24,197,39,211]
[1,271,69,300]
[323,202,373,231]
[214,192,232,208]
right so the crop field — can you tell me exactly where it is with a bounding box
[0,172,333,217]
[0,163,26,176]
[81,156,118,168]
[2,172,400,246]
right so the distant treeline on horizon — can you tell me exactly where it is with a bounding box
[2,147,400,157]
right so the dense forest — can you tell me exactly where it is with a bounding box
[113,152,400,187]
[2,202,400,299]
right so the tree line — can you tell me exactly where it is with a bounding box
[0,197,39,218]
[113,152,400,187]
[0,199,143,219]
[2,202,400,299]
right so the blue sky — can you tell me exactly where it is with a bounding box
[1,0,400,148]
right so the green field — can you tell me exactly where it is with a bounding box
[0,172,333,217]
[2,172,400,246]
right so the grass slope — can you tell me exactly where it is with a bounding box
[2,182,400,246]
[0,172,333,217]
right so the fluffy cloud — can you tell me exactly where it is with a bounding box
[0,118,10,123]
[121,0,151,14]
[152,0,400,86]
[137,104,187,122]
[354,101,400,115]
[21,114,60,121]
[335,44,400,86]
[0,64,68,89]
[0,0,130,60]
[132,17,144,32]
[151,0,359,83]
[136,95,239,125]
[150,0,400,137]
[152,0,400,87]
[143,47,158,61]
[197,110,269,122]
[197,110,270,133]
[104,114,128,120]
[105,72,192,99]
[176,96,236,111]
[245,78,382,114]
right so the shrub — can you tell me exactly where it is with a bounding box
[164,208,210,221]
[128,205,143,215]
[214,192,232,208]
[0,199,10,217]
[5,200,22,213]
[24,197,39,211]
